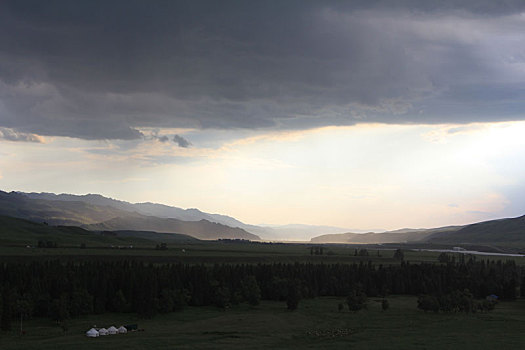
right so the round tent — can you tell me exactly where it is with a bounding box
[118,326,127,334]
[98,328,108,336]
[107,326,118,335]
[86,328,99,337]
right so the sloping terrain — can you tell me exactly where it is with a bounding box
[108,230,199,243]
[0,191,137,226]
[426,215,525,245]
[19,192,352,240]
[0,215,134,247]
[310,226,461,244]
[1,191,260,240]
[21,192,246,227]
[0,215,199,247]
[311,215,525,247]
[83,215,260,240]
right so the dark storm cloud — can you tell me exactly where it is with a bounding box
[173,134,191,148]
[1,0,525,140]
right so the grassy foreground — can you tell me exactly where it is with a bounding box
[1,296,524,350]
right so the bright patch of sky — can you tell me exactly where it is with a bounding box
[1,121,524,230]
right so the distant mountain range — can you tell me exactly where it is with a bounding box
[0,191,259,241]
[17,192,355,240]
[7,191,355,240]
[19,192,248,226]
[2,190,524,246]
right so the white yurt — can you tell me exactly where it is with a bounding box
[107,326,118,335]
[118,326,128,334]
[98,327,108,336]
[86,328,99,337]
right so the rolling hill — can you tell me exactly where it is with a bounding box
[310,226,461,244]
[0,215,197,247]
[83,215,260,240]
[311,215,525,247]
[426,215,525,245]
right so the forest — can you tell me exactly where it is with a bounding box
[1,256,523,330]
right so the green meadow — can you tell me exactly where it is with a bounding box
[1,296,524,350]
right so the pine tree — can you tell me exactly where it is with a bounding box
[381,299,389,311]
[241,276,261,306]
[1,287,14,331]
[49,294,70,323]
[393,249,404,261]
[286,280,301,311]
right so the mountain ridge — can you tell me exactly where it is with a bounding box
[17,191,354,240]
[8,190,525,245]
[1,191,260,241]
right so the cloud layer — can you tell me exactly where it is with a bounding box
[1,1,525,140]
[0,127,44,142]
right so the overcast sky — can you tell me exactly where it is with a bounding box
[1,1,525,230]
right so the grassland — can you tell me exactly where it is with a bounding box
[1,240,524,266]
[1,296,524,349]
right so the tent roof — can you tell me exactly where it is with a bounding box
[86,328,99,337]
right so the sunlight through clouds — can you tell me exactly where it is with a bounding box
[1,121,525,230]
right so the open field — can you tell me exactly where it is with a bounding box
[1,296,524,350]
[1,241,524,265]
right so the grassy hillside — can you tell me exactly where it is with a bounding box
[311,215,525,247]
[427,215,525,245]
[0,215,197,248]
[109,230,199,243]
[83,215,260,240]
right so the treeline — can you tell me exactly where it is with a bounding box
[417,290,497,314]
[0,259,523,329]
